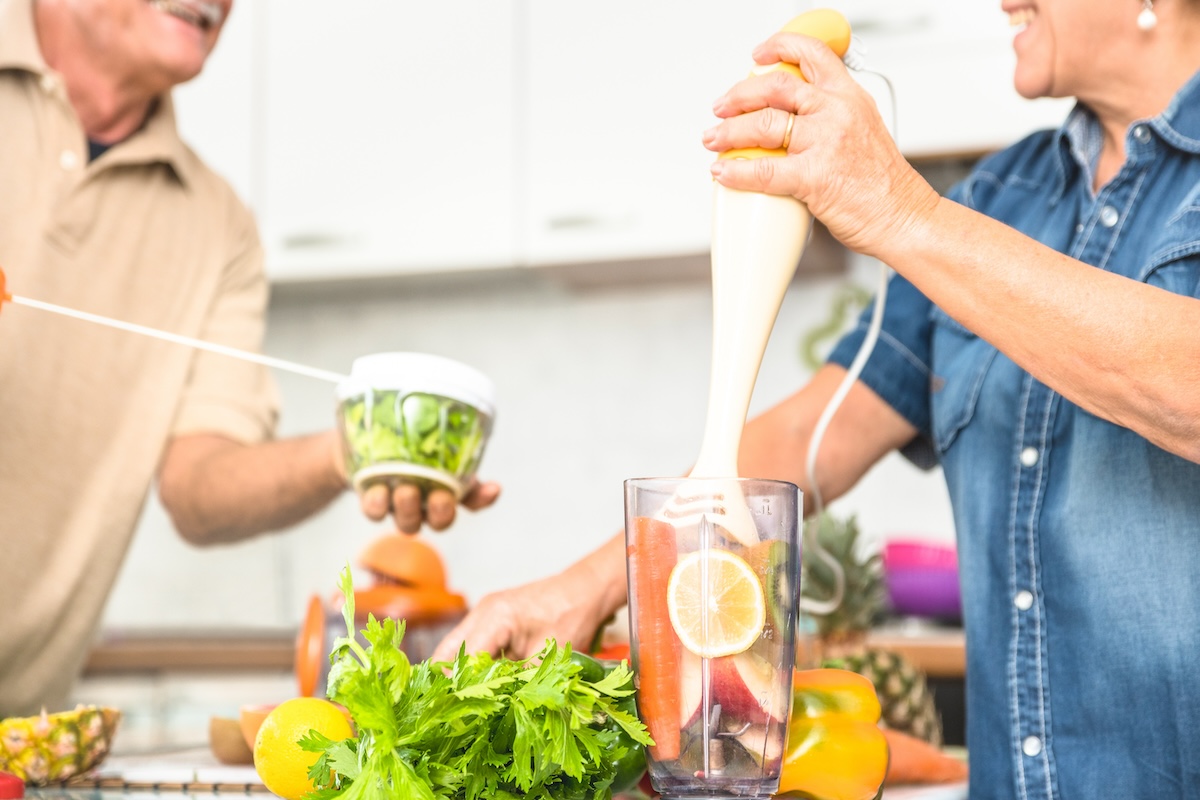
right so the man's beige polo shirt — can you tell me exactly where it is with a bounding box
[0,0,280,716]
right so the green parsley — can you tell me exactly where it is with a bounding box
[301,567,651,800]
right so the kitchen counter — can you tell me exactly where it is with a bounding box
[867,623,966,679]
[27,787,967,799]
[25,749,266,796]
[27,792,242,799]
[25,744,967,799]
[85,625,966,678]
[27,789,967,799]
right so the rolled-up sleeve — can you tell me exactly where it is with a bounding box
[171,205,280,444]
[826,272,937,468]
[825,181,975,469]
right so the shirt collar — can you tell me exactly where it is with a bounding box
[100,93,197,188]
[1154,67,1200,153]
[1052,103,1101,198]
[1051,66,1200,199]
[0,0,197,188]
[0,0,45,73]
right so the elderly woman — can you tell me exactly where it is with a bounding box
[437,1,1200,795]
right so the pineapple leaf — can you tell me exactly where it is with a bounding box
[801,512,886,636]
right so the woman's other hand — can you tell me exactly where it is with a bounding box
[430,533,627,661]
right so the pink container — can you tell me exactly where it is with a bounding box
[882,539,962,621]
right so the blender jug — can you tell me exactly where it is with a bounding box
[624,477,800,799]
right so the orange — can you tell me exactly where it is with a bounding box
[253,697,354,800]
[667,550,766,658]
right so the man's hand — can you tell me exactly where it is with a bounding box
[358,478,501,534]
[430,534,627,661]
[329,424,501,534]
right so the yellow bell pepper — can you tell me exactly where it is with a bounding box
[775,669,889,800]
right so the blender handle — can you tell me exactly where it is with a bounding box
[719,8,854,163]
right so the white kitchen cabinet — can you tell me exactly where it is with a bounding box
[176,1,1075,282]
[519,0,1070,267]
[254,0,518,281]
[172,0,260,207]
[831,0,1073,157]
[519,0,805,267]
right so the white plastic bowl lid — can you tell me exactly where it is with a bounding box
[336,352,496,416]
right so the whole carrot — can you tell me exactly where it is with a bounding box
[630,516,681,761]
[882,728,969,786]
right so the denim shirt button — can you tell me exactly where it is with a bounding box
[1023,736,1043,757]
[1100,205,1120,227]
[1014,590,1034,610]
[1020,446,1040,467]
[1133,124,1151,143]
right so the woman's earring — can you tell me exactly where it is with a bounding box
[1137,0,1157,30]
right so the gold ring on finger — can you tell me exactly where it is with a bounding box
[781,112,796,151]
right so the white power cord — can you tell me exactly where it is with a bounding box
[799,39,897,616]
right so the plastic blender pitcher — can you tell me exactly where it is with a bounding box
[624,477,800,799]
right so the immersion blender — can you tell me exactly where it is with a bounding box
[657,10,854,547]
[664,11,858,795]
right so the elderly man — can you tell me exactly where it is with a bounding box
[0,0,499,716]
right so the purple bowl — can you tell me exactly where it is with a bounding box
[883,539,962,621]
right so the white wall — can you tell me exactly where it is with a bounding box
[99,253,954,633]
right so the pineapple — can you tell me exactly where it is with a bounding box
[0,705,120,785]
[800,512,945,747]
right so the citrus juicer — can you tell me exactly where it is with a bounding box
[653,9,854,550]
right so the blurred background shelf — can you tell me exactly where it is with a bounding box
[83,631,296,675]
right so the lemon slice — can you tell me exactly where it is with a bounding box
[667,550,766,658]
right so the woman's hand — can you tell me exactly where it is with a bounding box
[430,533,628,661]
[702,31,938,257]
[429,572,607,662]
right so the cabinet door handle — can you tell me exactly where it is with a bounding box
[545,214,636,231]
[280,232,360,251]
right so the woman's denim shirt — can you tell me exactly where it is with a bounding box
[829,70,1200,799]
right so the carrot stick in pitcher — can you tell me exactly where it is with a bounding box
[630,516,682,760]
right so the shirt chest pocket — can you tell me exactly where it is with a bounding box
[929,307,998,455]
[1139,223,1200,297]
